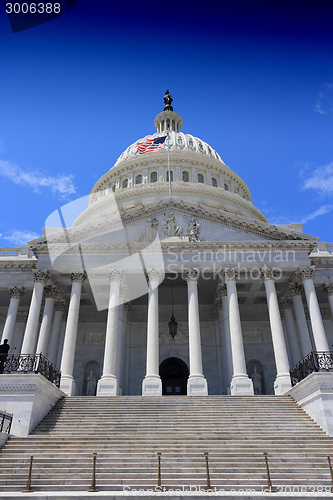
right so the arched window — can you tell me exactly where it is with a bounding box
[198,143,204,152]
[150,171,157,183]
[212,177,217,187]
[177,137,183,145]
[182,171,189,182]
[122,179,128,189]
[166,170,173,182]
[224,183,229,191]
[198,173,204,184]
[188,139,194,147]
[135,174,142,185]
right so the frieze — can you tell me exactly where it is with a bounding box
[243,331,264,343]
[0,384,35,392]
[86,333,104,344]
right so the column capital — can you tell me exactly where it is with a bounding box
[289,281,302,296]
[280,297,293,308]
[70,271,87,284]
[296,266,315,282]
[33,270,50,284]
[183,268,199,282]
[224,268,238,282]
[44,285,58,299]
[218,283,228,297]
[260,267,277,282]
[9,286,25,299]
[109,269,124,282]
[147,269,164,283]
[323,283,333,296]
[54,298,66,311]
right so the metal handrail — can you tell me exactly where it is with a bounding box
[290,351,333,386]
[1,354,61,387]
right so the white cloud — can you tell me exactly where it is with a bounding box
[0,160,77,197]
[267,204,333,226]
[299,204,333,223]
[301,163,333,195]
[4,230,41,246]
[315,83,333,115]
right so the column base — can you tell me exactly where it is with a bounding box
[60,376,76,396]
[274,373,292,395]
[96,376,119,396]
[142,376,162,396]
[187,376,208,396]
[230,375,254,395]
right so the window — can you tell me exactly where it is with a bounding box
[182,171,189,182]
[122,179,128,189]
[166,170,173,182]
[188,139,194,147]
[198,143,204,151]
[150,171,157,183]
[135,174,142,185]
[224,183,229,191]
[177,137,183,145]
[207,147,212,155]
[212,177,217,187]
[166,138,172,145]
[198,173,204,183]
[112,184,116,192]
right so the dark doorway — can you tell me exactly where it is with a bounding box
[160,357,189,395]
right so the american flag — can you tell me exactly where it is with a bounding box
[137,136,166,154]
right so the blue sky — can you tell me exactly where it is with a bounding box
[0,0,332,246]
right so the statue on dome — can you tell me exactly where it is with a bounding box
[185,215,200,242]
[163,90,173,111]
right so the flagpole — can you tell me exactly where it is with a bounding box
[167,132,172,197]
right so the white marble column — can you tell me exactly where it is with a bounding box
[97,270,123,396]
[323,283,333,321]
[280,298,302,366]
[260,268,291,395]
[288,282,313,356]
[1,286,25,344]
[21,270,50,354]
[142,269,163,396]
[116,285,128,395]
[36,285,58,356]
[296,267,330,352]
[184,269,208,396]
[60,272,86,396]
[224,268,253,395]
[47,299,66,366]
[217,283,233,394]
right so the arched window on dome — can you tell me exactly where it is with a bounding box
[212,177,218,187]
[224,183,229,191]
[122,179,128,189]
[188,139,194,147]
[166,170,173,182]
[182,171,189,182]
[198,143,204,152]
[198,173,204,184]
[150,171,157,183]
[135,174,143,185]
[177,137,183,145]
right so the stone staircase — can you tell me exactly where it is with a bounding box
[0,395,332,492]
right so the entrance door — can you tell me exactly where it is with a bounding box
[160,357,189,395]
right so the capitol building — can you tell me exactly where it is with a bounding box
[0,93,332,496]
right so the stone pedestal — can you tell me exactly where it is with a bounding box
[59,375,76,397]
[287,372,333,436]
[187,376,208,396]
[96,375,119,396]
[0,373,64,436]
[142,376,162,396]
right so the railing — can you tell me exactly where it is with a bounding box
[290,351,333,386]
[1,354,61,388]
[0,410,13,434]
[0,246,34,258]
